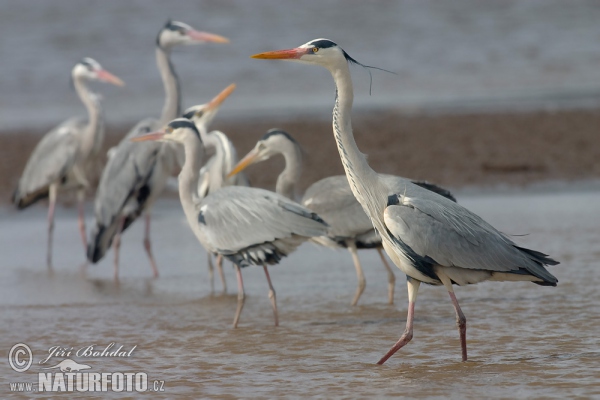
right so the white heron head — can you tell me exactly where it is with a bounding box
[228,129,300,178]
[131,118,201,145]
[251,38,351,69]
[156,20,229,49]
[183,83,236,131]
[72,58,124,86]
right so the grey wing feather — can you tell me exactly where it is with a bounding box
[14,117,85,207]
[87,118,161,262]
[384,186,558,283]
[302,175,373,238]
[198,186,328,254]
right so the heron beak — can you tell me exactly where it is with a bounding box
[207,84,236,111]
[130,131,166,142]
[96,69,125,86]
[251,48,307,60]
[227,149,259,178]
[186,30,229,43]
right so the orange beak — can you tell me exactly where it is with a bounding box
[227,148,260,178]
[96,69,125,86]
[130,131,166,142]
[207,83,236,111]
[251,48,308,60]
[187,29,229,43]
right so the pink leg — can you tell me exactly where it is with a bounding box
[263,265,278,327]
[46,185,58,269]
[449,291,467,361]
[207,253,215,293]
[216,254,227,293]
[143,213,159,278]
[113,216,125,283]
[377,279,420,365]
[77,190,87,251]
[232,265,245,328]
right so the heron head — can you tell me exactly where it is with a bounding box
[227,129,297,178]
[131,118,201,145]
[72,58,124,86]
[156,20,229,49]
[251,38,350,69]
[183,83,236,129]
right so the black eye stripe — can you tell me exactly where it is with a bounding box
[308,39,337,49]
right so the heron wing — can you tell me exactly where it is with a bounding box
[14,117,85,204]
[383,190,557,281]
[302,175,373,238]
[197,186,328,253]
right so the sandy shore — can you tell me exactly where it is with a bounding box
[3,108,600,204]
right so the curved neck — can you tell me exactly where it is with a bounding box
[276,141,303,200]
[156,47,181,125]
[328,62,385,223]
[178,136,204,222]
[73,76,102,157]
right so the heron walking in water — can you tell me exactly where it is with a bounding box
[132,119,328,328]
[183,83,249,292]
[87,21,228,280]
[228,129,456,305]
[12,58,123,267]
[252,39,559,364]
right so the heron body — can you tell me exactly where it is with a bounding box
[252,39,559,364]
[131,119,329,328]
[12,58,123,267]
[229,129,456,305]
[87,21,228,280]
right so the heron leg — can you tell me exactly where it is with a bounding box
[216,254,227,293]
[113,216,125,283]
[207,253,215,293]
[377,247,396,304]
[143,213,159,278]
[76,189,87,251]
[46,184,58,269]
[437,272,467,361]
[263,265,279,327]
[232,265,245,328]
[347,240,366,306]
[377,278,420,365]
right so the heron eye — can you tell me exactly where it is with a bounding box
[312,47,319,53]
[195,111,204,118]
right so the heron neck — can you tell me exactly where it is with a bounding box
[73,75,103,159]
[276,141,303,200]
[156,47,181,126]
[178,136,205,223]
[328,62,385,222]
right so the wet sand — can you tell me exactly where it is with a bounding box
[0,190,599,398]
[3,108,600,204]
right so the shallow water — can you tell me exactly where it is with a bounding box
[0,189,599,397]
[3,0,600,130]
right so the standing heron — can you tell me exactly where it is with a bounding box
[132,119,328,328]
[252,39,559,364]
[228,129,456,305]
[12,58,123,267]
[183,84,249,292]
[87,21,228,280]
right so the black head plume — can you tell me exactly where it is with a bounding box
[342,49,397,95]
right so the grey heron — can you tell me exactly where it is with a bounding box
[252,39,559,364]
[183,84,250,292]
[87,20,228,280]
[12,58,123,267]
[131,119,329,328]
[228,129,456,306]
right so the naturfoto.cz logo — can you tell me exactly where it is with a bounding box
[8,343,165,393]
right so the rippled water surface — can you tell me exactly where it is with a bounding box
[0,190,599,398]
